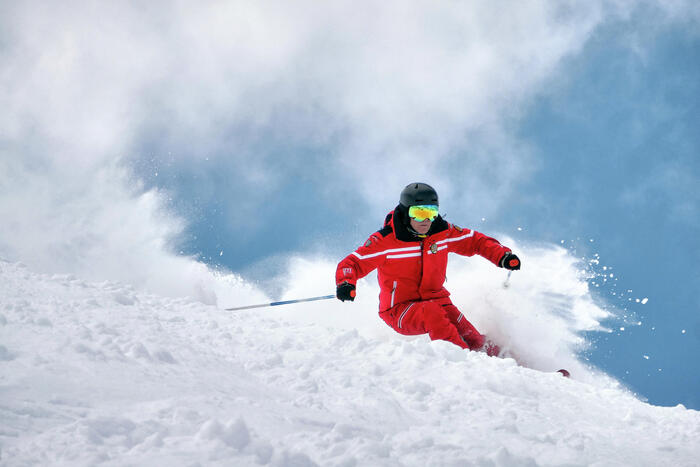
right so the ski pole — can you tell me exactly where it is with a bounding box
[224,294,335,311]
[502,270,512,289]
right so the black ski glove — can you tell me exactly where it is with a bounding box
[500,252,521,270]
[336,281,356,302]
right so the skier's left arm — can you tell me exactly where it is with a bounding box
[450,227,520,270]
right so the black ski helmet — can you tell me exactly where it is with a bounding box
[399,182,438,208]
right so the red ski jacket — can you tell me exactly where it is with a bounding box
[336,207,511,312]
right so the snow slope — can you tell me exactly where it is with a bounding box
[1,259,699,466]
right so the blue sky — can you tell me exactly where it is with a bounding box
[514,24,700,408]
[1,2,698,409]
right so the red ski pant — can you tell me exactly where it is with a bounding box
[378,297,485,350]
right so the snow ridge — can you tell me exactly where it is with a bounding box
[1,260,698,466]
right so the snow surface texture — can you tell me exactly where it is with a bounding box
[2,258,699,466]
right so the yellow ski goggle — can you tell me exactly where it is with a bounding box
[408,205,439,222]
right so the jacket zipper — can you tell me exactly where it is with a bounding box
[418,240,425,295]
[390,280,397,308]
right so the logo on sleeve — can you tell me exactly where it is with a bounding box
[365,235,379,247]
[343,268,353,276]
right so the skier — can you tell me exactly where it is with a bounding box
[335,182,521,355]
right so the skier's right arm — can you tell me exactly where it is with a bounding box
[335,233,388,301]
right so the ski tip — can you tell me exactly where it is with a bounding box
[557,369,571,378]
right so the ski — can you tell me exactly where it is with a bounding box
[492,346,571,378]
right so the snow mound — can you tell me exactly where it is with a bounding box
[1,260,698,466]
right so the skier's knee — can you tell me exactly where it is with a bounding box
[423,311,468,349]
